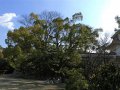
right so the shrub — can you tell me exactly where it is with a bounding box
[65,69,88,90]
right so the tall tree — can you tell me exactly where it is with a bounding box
[5,11,101,80]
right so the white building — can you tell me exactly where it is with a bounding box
[107,30,120,56]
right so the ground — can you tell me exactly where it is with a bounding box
[0,75,65,90]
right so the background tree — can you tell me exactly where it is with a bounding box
[115,16,120,28]
[97,33,110,53]
[0,45,3,59]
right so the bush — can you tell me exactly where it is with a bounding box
[65,69,88,90]
[90,63,120,90]
[0,59,14,74]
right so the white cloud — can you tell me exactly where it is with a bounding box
[100,0,120,36]
[0,13,16,30]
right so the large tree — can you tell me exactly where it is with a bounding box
[5,11,100,80]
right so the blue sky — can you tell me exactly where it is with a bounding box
[0,0,119,47]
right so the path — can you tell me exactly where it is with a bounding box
[0,75,65,90]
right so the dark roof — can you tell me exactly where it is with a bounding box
[107,30,120,50]
[112,30,120,38]
[107,39,120,49]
